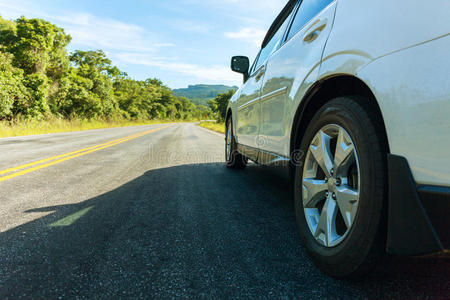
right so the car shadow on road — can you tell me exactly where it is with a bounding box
[0,163,448,298]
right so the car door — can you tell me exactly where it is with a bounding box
[235,2,298,156]
[234,52,265,154]
[259,0,336,158]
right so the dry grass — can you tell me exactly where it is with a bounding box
[0,118,179,138]
[198,121,225,134]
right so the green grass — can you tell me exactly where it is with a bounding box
[0,118,185,138]
[198,121,225,134]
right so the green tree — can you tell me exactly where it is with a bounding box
[114,77,146,119]
[68,50,119,118]
[0,16,72,118]
[3,17,72,76]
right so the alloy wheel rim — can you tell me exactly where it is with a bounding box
[302,124,360,247]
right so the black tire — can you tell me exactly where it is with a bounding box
[294,96,388,278]
[225,117,247,169]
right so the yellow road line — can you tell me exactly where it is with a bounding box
[0,125,172,182]
[0,134,138,176]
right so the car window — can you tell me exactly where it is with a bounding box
[251,9,294,73]
[286,0,333,41]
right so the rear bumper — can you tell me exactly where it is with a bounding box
[386,155,450,255]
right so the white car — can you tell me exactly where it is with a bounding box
[225,0,449,277]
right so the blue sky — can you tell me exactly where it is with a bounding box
[0,0,286,88]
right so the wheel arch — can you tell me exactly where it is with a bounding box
[289,75,390,171]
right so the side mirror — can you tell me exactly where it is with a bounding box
[231,56,249,82]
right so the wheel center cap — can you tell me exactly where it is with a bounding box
[328,177,336,191]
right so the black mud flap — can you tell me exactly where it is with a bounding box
[386,154,443,255]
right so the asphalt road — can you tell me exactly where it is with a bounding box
[0,123,448,299]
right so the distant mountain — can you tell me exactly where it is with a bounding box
[173,84,238,106]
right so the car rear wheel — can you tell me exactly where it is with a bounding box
[294,97,388,278]
[226,117,247,169]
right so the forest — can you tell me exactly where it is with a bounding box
[0,16,213,123]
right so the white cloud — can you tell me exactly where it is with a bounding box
[59,13,157,52]
[225,27,266,47]
[0,0,167,54]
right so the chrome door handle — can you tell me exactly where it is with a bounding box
[303,30,320,42]
[303,19,327,43]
